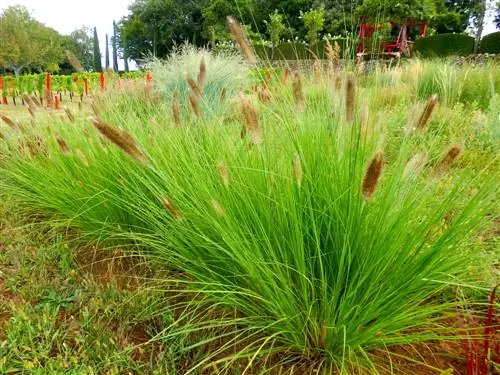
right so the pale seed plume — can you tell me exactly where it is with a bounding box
[188,91,201,117]
[91,117,147,164]
[22,93,35,109]
[416,94,438,131]
[293,154,303,187]
[197,57,207,87]
[226,16,257,65]
[160,197,182,220]
[30,95,42,108]
[91,101,101,117]
[65,50,84,73]
[292,72,305,112]
[210,199,225,218]
[346,74,356,123]
[186,76,202,98]
[403,152,427,177]
[434,145,463,175]
[64,106,75,123]
[172,91,181,128]
[75,148,89,167]
[313,60,322,83]
[217,161,230,187]
[334,73,342,93]
[362,151,384,199]
[360,102,369,136]
[240,95,262,145]
[55,133,70,155]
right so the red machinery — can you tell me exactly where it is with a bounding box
[356,18,428,60]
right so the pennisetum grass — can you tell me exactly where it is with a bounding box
[292,72,305,112]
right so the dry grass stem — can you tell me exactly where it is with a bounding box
[91,117,147,164]
[292,72,305,112]
[293,154,303,187]
[172,91,181,128]
[217,161,230,187]
[186,76,202,98]
[403,153,427,177]
[226,16,257,65]
[55,134,70,155]
[65,50,84,73]
[434,145,463,175]
[346,74,356,123]
[160,197,182,220]
[197,57,207,87]
[240,95,262,145]
[416,94,438,131]
[362,151,384,199]
[64,106,75,123]
[210,199,225,218]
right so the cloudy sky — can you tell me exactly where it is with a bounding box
[1,0,498,69]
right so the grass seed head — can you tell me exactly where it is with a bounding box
[403,153,427,177]
[172,91,181,128]
[91,117,147,164]
[258,88,272,103]
[434,145,463,176]
[362,151,384,199]
[240,95,262,145]
[160,197,182,220]
[313,60,322,83]
[197,56,207,88]
[186,76,202,98]
[293,154,303,187]
[227,16,257,65]
[0,114,19,130]
[346,73,356,123]
[292,72,305,112]
[64,106,75,123]
[65,50,85,73]
[210,199,225,218]
[416,94,438,132]
[188,91,202,117]
[220,87,227,103]
[217,161,230,187]
[30,95,42,108]
[55,133,70,155]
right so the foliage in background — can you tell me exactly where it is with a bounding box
[93,27,103,73]
[479,31,500,53]
[301,7,325,53]
[265,10,286,58]
[414,33,475,57]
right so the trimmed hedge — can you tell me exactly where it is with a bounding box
[414,33,474,57]
[254,39,356,60]
[479,32,500,54]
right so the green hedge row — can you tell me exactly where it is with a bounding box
[479,31,500,54]
[413,33,474,57]
[254,40,357,60]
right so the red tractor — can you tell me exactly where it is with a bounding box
[356,18,428,60]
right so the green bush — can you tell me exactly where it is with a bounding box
[479,31,500,54]
[414,33,474,57]
[254,40,352,60]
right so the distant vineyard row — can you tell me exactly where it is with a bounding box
[0,71,148,105]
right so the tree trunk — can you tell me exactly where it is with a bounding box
[474,0,487,53]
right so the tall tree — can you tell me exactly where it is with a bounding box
[93,27,102,72]
[112,21,119,72]
[473,0,488,52]
[105,34,110,68]
[63,26,94,71]
[356,0,437,22]
[0,5,64,74]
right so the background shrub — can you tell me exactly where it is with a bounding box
[414,33,474,57]
[254,39,354,60]
[479,31,500,54]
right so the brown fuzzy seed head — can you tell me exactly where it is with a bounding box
[403,152,427,177]
[30,95,42,108]
[197,57,207,87]
[227,16,257,65]
[217,161,230,187]
[91,117,147,164]
[346,74,356,123]
[64,106,75,123]
[334,74,342,92]
[220,87,227,103]
[186,76,202,98]
[55,133,70,155]
[434,145,463,175]
[362,151,384,199]
[292,72,305,112]
[293,154,303,187]
[0,114,18,130]
[172,91,181,128]
[258,88,272,103]
[27,106,36,119]
[160,197,182,220]
[416,94,438,131]
[240,96,262,145]
[188,91,201,117]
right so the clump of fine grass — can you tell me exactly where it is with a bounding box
[0,54,498,374]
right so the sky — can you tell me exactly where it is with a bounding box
[0,0,498,69]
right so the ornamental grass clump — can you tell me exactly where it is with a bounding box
[0,55,497,374]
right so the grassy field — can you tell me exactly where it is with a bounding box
[0,48,499,374]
